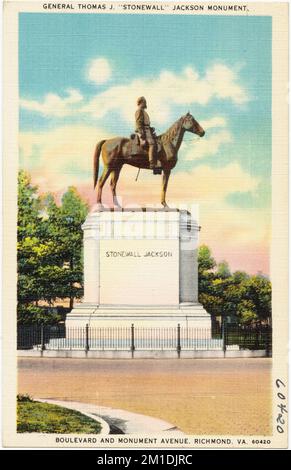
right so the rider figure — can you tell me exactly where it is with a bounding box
[135,96,157,169]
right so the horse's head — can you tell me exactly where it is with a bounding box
[182,112,205,137]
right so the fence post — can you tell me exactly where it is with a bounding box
[254,324,259,350]
[85,324,89,352]
[222,320,226,356]
[40,324,45,352]
[265,325,271,357]
[177,324,181,358]
[131,324,135,357]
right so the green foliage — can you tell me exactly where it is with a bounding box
[17,171,41,241]
[198,244,216,273]
[17,394,33,402]
[17,304,62,325]
[17,171,89,323]
[198,246,272,324]
[17,400,102,434]
[243,275,272,322]
[237,301,258,324]
[216,261,231,279]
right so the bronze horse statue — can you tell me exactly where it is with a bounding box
[93,112,205,208]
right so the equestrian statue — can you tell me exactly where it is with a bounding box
[93,96,205,208]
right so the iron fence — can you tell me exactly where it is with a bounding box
[17,323,272,354]
[224,324,272,352]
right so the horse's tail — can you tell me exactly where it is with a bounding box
[93,140,106,189]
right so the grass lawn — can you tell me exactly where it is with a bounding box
[17,396,102,434]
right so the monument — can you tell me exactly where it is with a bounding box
[66,105,211,329]
[66,207,211,329]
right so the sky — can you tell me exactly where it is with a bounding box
[19,13,272,274]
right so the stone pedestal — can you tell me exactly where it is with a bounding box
[66,208,211,329]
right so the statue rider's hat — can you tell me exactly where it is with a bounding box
[137,96,146,106]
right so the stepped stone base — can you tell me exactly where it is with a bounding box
[66,302,211,329]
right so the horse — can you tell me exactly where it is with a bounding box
[93,112,205,208]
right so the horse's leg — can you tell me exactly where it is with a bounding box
[161,169,171,208]
[110,167,122,208]
[96,165,111,205]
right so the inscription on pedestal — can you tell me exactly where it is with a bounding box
[67,209,211,330]
[100,239,179,305]
[82,209,199,305]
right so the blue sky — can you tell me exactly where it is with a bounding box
[19,13,272,273]
[19,13,271,172]
[20,14,271,98]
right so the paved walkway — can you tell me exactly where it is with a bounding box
[18,358,272,435]
[37,399,182,434]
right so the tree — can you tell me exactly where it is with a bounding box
[17,171,44,308]
[198,244,216,273]
[197,245,272,325]
[242,275,272,323]
[17,171,89,323]
[57,187,88,308]
[40,186,89,308]
[216,261,231,279]
[198,245,222,322]
[237,300,258,324]
[17,171,41,241]
[198,245,216,300]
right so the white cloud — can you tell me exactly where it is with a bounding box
[180,115,232,161]
[183,129,233,160]
[120,162,258,206]
[115,162,268,249]
[86,57,112,85]
[82,64,248,126]
[201,116,227,129]
[205,64,247,104]
[20,63,249,126]
[20,88,83,118]
[19,124,110,191]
